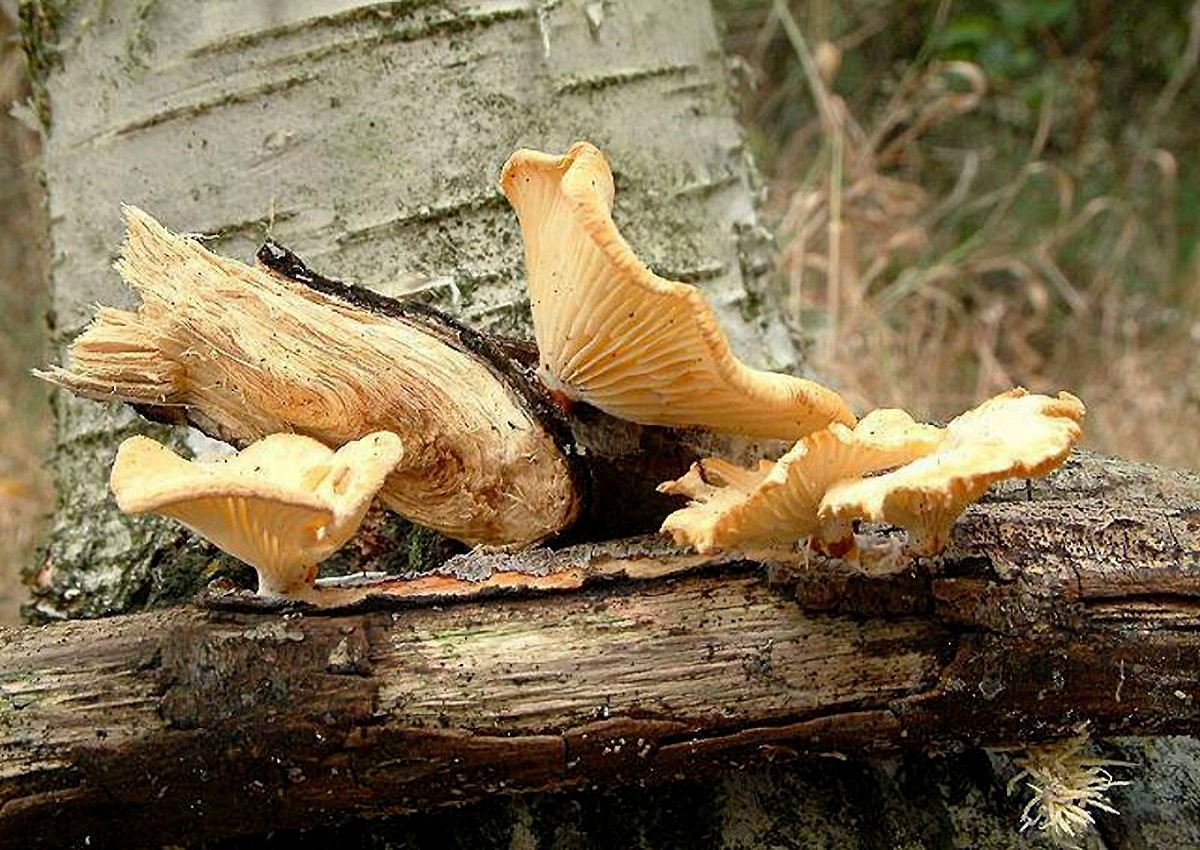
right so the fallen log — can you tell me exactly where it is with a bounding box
[1,451,1198,848]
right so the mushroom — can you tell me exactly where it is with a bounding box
[499,142,855,439]
[110,431,404,599]
[819,389,1086,556]
[659,409,943,553]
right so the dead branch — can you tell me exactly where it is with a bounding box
[2,452,1199,847]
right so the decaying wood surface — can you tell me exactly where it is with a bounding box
[2,452,1198,848]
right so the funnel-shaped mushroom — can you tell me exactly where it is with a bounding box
[659,409,943,553]
[110,431,404,598]
[819,389,1085,556]
[500,142,855,439]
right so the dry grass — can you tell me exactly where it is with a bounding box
[0,6,50,625]
[755,1,1200,469]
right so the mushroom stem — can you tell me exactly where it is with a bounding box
[259,563,318,599]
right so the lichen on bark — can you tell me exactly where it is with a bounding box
[29,395,247,619]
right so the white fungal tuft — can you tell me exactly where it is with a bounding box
[1008,726,1133,846]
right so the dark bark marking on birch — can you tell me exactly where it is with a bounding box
[184,1,538,61]
[111,71,320,138]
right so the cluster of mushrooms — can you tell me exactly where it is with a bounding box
[52,142,1085,602]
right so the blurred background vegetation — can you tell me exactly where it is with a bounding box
[0,1,49,625]
[720,0,1199,466]
[0,0,1197,623]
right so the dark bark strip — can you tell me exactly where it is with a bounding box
[1,453,1198,847]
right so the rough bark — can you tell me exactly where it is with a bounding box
[1,452,1198,847]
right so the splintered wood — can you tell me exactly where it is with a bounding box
[39,208,580,547]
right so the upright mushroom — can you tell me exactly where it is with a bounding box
[110,431,404,599]
[500,142,854,439]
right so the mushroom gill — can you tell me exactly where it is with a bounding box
[500,142,855,440]
[819,389,1086,555]
[659,409,943,553]
[110,431,404,599]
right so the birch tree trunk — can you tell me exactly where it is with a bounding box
[20,1,1197,847]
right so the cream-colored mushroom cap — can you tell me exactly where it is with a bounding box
[659,409,943,553]
[500,142,855,439]
[110,431,404,597]
[819,389,1085,556]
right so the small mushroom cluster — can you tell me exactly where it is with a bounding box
[98,141,1085,603]
[657,409,944,555]
[659,389,1085,557]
